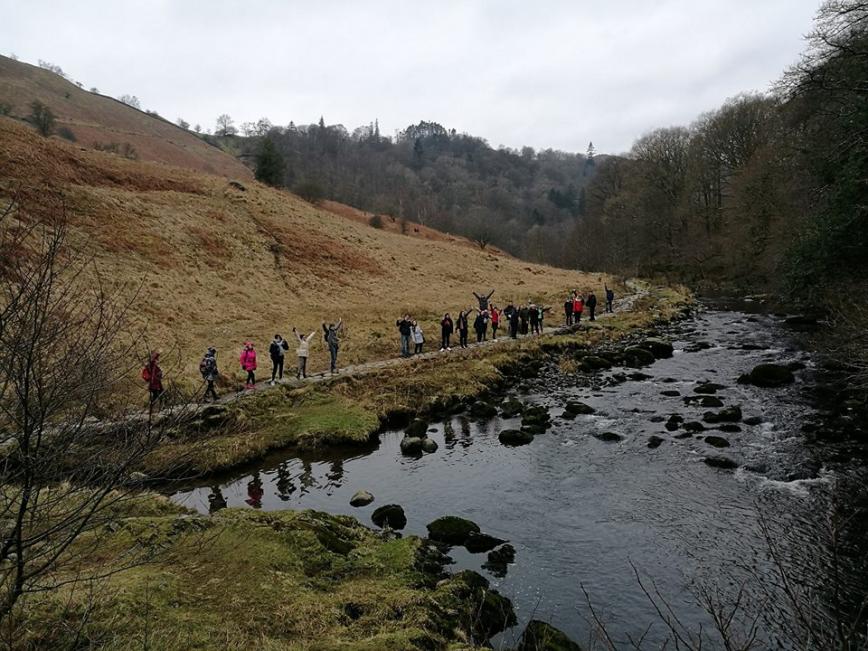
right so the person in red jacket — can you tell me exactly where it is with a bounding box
[490,305,500,340]
[141,351,164,407]
[573,293,585,323]
[239,341,257,389]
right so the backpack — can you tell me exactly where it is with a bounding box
[141,366,151,382]
[200,356,216,379]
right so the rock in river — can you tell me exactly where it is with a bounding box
[647,435,665,449]
[703,435,731,448]
[469,401,499,419]
[405,419,429,438]
[500,398,525,418]
[738,363,795,388]
[499,429,534,446]
[371,504,407,529]
[703,455,739,470]
[427,515,481,545]
[624,347,656,367]
[702,405,742,423]
[518,620,583,651]
[593,431,623,443]
[464,532,507,553]
[349,490,374,507]
[640,337,675,359]
[400,436,424,455]
[694,382,726,394]
[421,438,439,453]
[563,401,595,416]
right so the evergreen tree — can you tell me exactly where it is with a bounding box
[255,137,286,187]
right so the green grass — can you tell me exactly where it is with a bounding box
[14,503,480,650]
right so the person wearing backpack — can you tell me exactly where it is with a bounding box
[269,334,289,385]
[322,319,343,374]
[474,310,487,343]
[456,310,470,348]
[412,320,424,354]
[490,305,500,340]
[292,327,316,379]
[564,295,574,325]
[440,313,454,351]
[239,342,257,389]
[199,347,219,402]
[141,351,164,407]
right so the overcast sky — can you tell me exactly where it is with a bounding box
[3,1,819,154]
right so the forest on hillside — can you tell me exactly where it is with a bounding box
[225,1,864,310]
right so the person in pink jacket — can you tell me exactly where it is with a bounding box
[239,341,257,389]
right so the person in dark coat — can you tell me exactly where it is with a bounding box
[519,304,529,335]
[586,292,598,322]
[322,319,343,373]
[456,310,470,348]
[605,285,615,313]
[529,303,540,335]
[564,297,573,325]
[509,306,519,339]
[474,310,487,343]
[440,313,454,351]
[269,334,289,384]
[199,347,219,402]
[396,314,413,358]
[473,289,495,311]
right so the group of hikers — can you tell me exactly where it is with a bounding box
[142,285,615,405]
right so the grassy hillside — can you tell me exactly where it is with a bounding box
[0,56,250,179]
[0,117,611,388]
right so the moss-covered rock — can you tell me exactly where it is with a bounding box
[518,620,583,651]
[405,418,429,438]
[500,398,526,418]
[371,504,407,529]
[426,516,481,545]
[624,346,656,367]
[499,429,534,446]
[469,401,499,419]
[563,401,595,416]
[434,570,517,642]
[639,337,674,359]
[400,436,424,455]
[464,532,506,553]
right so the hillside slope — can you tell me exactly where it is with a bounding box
[0,56,251,179]
[0,117,610,383]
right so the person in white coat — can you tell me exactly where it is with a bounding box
[292,327,317,379]
[412,320,425,355]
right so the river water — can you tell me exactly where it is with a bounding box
[170,306,867,648]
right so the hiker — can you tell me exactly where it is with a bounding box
[564,296,574,325]
[474,310,487,343]
[587,291,598,321]
[396,314,413,358]
[199,347,219,402]
[142,351,164,407]
[529,303,540,335]
[573,293,584,323]
[440,313,454,351]
[538,304,549,332]
[239,342,257,389]
[519,304,529,335]
[490,305,500,340]
[322,319,343,373]
[292,327,316,379]
[413,320,424,354]
[605,285,615,313]
[269,334,289,385]
[456,310,470,348]
[509,305,519,339]
[473,289,495,311]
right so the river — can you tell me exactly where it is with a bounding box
[170,304,868,648]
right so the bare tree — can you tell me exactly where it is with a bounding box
[117,94,141,110]
[215,114,237,137]
[0,191,198,634]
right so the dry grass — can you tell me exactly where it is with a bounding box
[0,118,617,393]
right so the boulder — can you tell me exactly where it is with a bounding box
[349,490,374,507]
[371,504,407,529]
[650,415,665,423]
[199,404,230,428]
[640,338,674,359]
[718,424,742,433]
[738,363,795,388]
[702,406,742,423]
[703,456,739,470]
[400,436,424,455]
[628,372,653,381]
[694,382,726,394]
[683,421,705,433]
[703,435,730,448]
[563,401,595,416]
[405,419,429,438]
[421,438,439,453]
[699,396,724,408]
[647,435,665,449]
[624,347,656,367]
[673,432,693,439]
[487,544,516,565]
[743,416,764,426]
[665,415,684,431]
[518,620,583,651]
[469,401,499,419]
[581,355,612,371]
[593,431,623,443]
[499,429,534,446]
[500,398,525,419]
[426,516,481,545]
[521,423,548,436]
[464,532,507,553]
[660,390,680,397]
[436,570,517,641]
